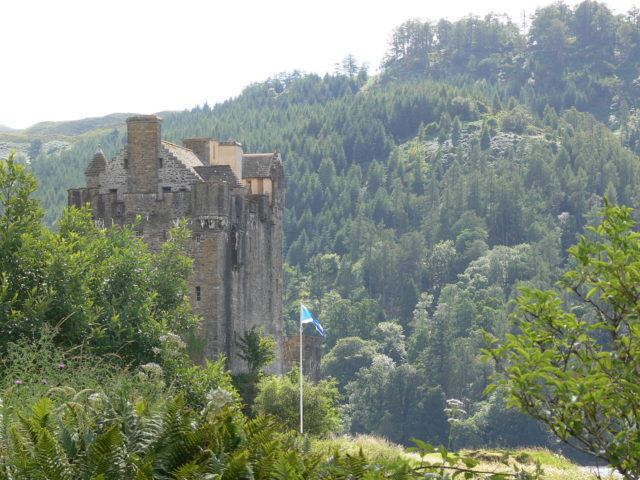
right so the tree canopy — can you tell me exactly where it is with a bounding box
[489,202,640,479]
[11,0,640,456]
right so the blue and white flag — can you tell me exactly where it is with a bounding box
[301,304,327,337]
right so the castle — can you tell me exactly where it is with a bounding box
[68,115,284,373]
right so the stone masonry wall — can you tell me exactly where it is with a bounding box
[99,149,128,196]
[127,116,161,194]
[69,116,285,374]
[227,194,284,373]
[158,145,202,192]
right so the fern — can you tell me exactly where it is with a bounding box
[30,398,54,429]
[33,427,72,480]
[57,402,84,460]
[170,457,211,479]
[83,424,125,477]
[16,415,41,450]
[220,449,253,480]
[243,416,285,479]
[326,449,369,480]
[8,423,32,474]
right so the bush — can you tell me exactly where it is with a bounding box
[0,326,156,410]
[253,368,341,436]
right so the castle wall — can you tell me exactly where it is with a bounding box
[69,116,285,374]
[158,145,201,192]
[228,194,284,373]
[99,149,128,197]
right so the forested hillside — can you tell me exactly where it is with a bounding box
[22,0,640,453]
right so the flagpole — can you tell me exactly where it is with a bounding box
[299,303,304,434]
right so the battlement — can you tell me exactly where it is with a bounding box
[71,115,285,374]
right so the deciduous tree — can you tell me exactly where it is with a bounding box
[488,201,640,479]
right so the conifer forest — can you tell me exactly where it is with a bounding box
[1,1,640,477]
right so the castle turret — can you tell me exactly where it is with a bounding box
[126,115,161,193]
[85,147,106,189]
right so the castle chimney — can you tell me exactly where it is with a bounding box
[85,146,106,189]
[183,138,218,165]
[126,115,161,193]
[217,140,244,180]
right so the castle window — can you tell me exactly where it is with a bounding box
[158,158,163,168]
[195,286,201,301]
[135,229,143,238]
[71,190,81,208]
[109,188,117,195]
[162,186,171,193]
[124,158,128,169]
[193,233,202,242]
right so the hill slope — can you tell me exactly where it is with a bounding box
[24,112,136,136]
[16,0,640,456]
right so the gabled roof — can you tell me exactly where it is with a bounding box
[162,141,204,172]
[85,149,106,176]
[242,153,276,178]
[195,165,243,187]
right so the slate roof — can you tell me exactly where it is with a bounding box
[162,141,204,174]
[242,154,275,178]
[195,165,243,187]
[85,149,106,176]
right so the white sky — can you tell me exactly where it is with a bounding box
[1,0,636,129]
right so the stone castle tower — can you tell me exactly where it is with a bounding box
[69,115,284,373]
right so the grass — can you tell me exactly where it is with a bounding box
[312,435,616,479]
[312,434,409,463]
[461,448,612,480]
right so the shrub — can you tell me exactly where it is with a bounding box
[253,368,341,436]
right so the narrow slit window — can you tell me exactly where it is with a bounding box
[195,286,201,302]
[158,158,163,168]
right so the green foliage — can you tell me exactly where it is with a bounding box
[0,153,49,346]
[234,326,277,409]
[14,2,640,454]
[346,357,448,446]
[489,201,640,479]
[170,357,238,411]
[253,368,341,436]
[321,337,379,390]
[0,154,199,365]
[0,387,550,480]
[408,440,544,480]
[499,105,534,134]
[452,388,550,450]
[1,327,131,408]
[43,206,198,364]
[236,326,277,376]
[0,390,314,479]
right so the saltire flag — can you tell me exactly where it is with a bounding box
[301,304,327,337]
